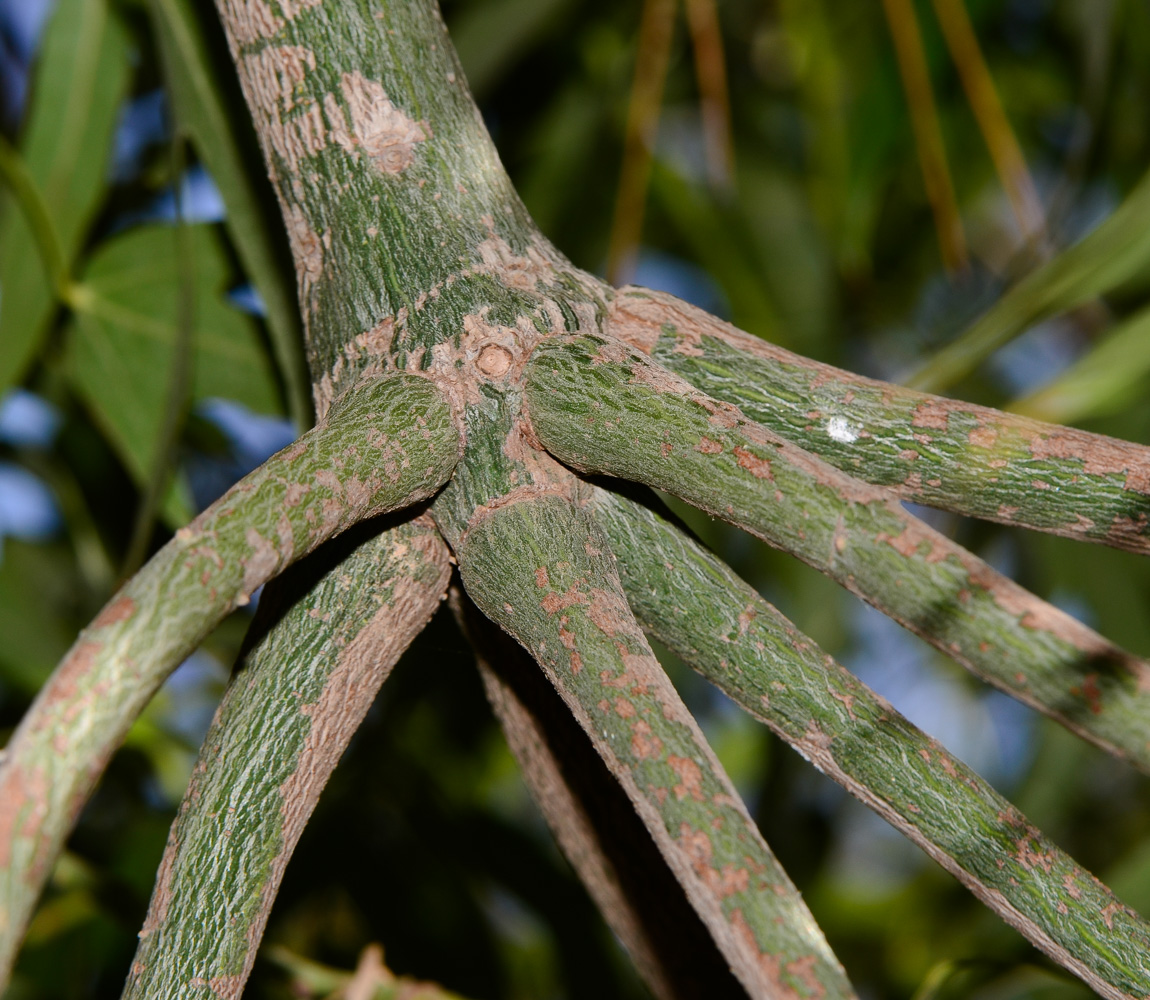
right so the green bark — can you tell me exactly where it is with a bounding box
[0,373,458,979]
[608,286,1150,555]
[592,485,1150,1000]
[123,515,450,999]
[458,495,856,1000]
[525,333,1150,773]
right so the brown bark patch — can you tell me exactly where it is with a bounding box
[696,436,723,454]
[733,446,773,480]
[968,426,997,448]
[668,756,705,801]
[220,0,282,46]
[0,764,46,867]
[631,720,664,760]
[1030,430,1150,494]
[93,594,136,628]
[339,71,427,174]
[912,400,951,430]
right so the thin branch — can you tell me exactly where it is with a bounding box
[881,0,968,273]
[607,0,677,286]
[459,592,748,1000]
[123,515,451,999]
[590,485,1150,1000]
[0,373,460,982]
[609,286,1150,555]
[457,494,857,1000]
[931,0,1044,242]
[525,334,1150,773]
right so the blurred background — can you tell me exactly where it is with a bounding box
[3,0,1150,997]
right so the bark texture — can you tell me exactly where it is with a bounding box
[0,374,457,979]
[123,515,450,999]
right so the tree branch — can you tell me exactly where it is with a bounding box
[457,591,749,1000]
[591,484,1150,1000]
[608,286,1150,555]
[457,494,856,1000]
[525,334,1150,772]
[122,513,451,999]
[0,373,459,980]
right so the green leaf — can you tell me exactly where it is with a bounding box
[148,0,312,428]
[64,223,280,520]
[1010,303,1150,423]
[907,167,1150,392]
[0,539,77,694]
[450,0,573,100]
[0,0,130,395]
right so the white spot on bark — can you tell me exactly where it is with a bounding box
[339,71,427,174]
[826,416,859,444]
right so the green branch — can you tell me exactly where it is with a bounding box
[608,286,1150,555]
[0,373,459,981]
[525,334,1150,771]
[123,515,451,999]
[462,595,751,1000]
[457,494,856,1000]
[590,485,1150,1000]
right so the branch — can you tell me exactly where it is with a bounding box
[608,287,1150,554]
[122,513,451,999]
[525,335,1150,772]
[590,485,1150,1000]
[458,593,749,1000]
[457,494,857,1000]
[0,373,459,981]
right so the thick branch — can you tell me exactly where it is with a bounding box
[592,485,1150,1000]
[457,494,856,1000]
[525,335,1150,772]
[122,514,450,999]
[608,287,1150,555]
[0,373,459,979]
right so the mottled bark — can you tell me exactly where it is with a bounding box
[459,594,749,1000]
[0,374,458,979]
[608,286,1150,555]
[525,334,1150,773]
[122,515,450,999]
[592,485,1150,1000]
[458,495,856,1000]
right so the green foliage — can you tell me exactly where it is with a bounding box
[4,0,1150,998]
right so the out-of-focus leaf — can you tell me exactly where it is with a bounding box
[1009,304,1150,423]
[908,167,1150,391]
[0,0,130,395]
[450,0,573,100]
[0,539,77,694]
[149,0,312,428]
[651,163,785,344]
[64,224,279,524]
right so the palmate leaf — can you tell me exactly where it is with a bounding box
[0,0,130,395]
[64,223,280,522]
